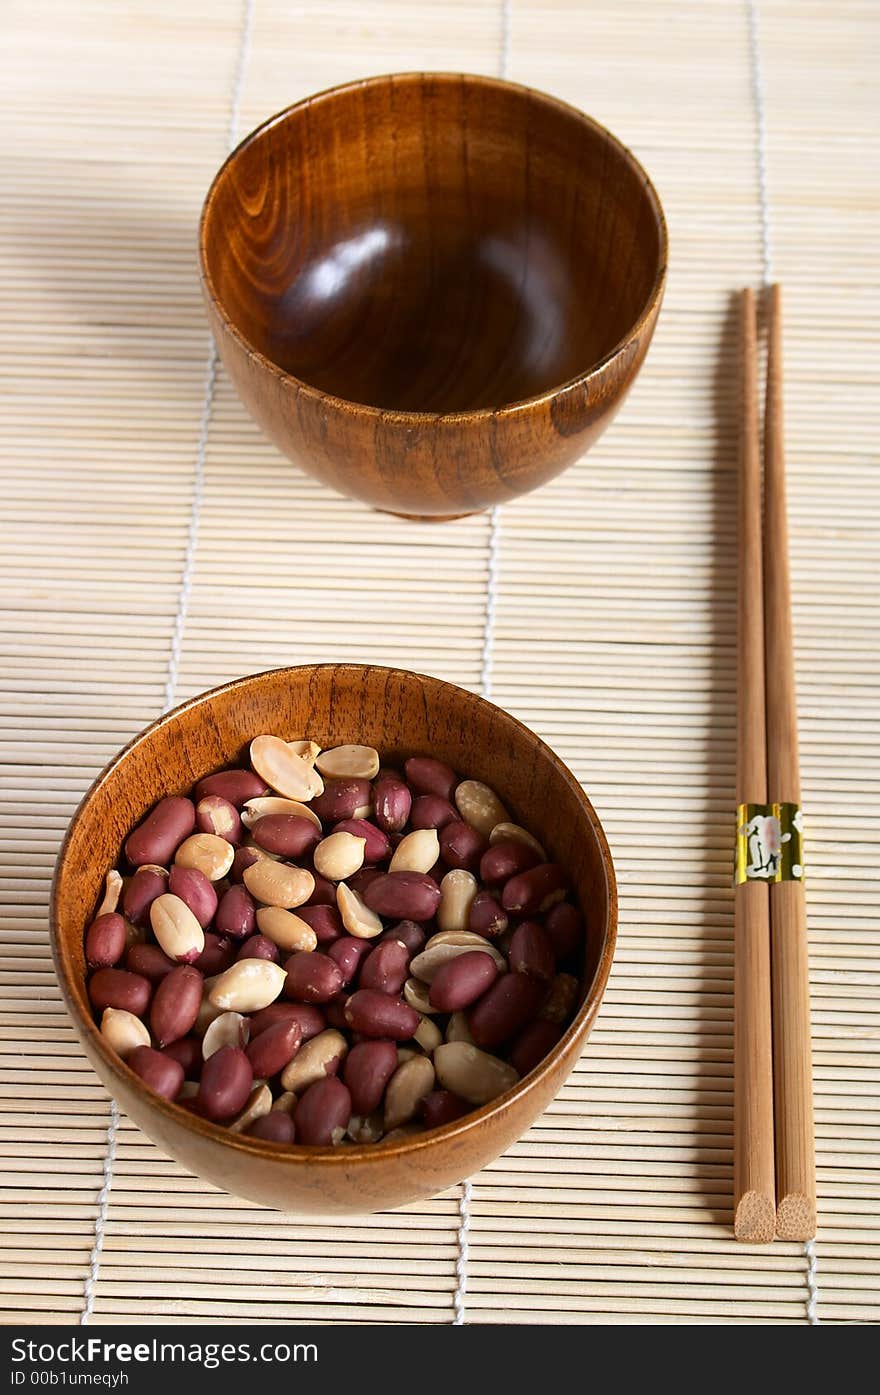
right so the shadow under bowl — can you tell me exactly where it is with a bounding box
[52,664,617,1214]
[199,72,667,517]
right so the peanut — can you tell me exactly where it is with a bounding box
[202,1010,250,1059]
[429,950,498,1012]
[241,796,322,831]
[255,906,317,953]
[315,744,380,781]
[167,865,218,928]
[281,1029,347,1093]
[363,871,441,922]
[404,756,457,801]
[384,1055,435,1131]
[149,964,203,1047]
[243,859,314,910]
[413,1015,442,1053]
[250,735,323,801]
[489,821,546,860]
[540,973,580,1023]
[150,893,205,964]
[100,1007,150,1059]
[336,882,383,939]
[343,1040,398,1116]
[251,813,321,859]
[195,795,243,844]
[294,1076,351,1145]
[454,779,509,838]
[128,1045,184,1101]
[174,833,235,882]
[403,976,434,1015]
[198,1045,254,1122]
[314,830,366,882]
[434,1041,519,1105]
[125,796,195,868]
[287,739,321,766]
[208,959,287,1013]
[437,868,478,932]
[228,1082,272,1133]
[371,770,411,833]
[389,828,439,874]
[411,932,506,983]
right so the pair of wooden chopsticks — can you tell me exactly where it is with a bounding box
[734,285,815,1244]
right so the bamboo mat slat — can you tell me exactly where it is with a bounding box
[1,0,878,1324]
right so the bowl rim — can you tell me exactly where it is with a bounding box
[198,70,668,424]
[51,663,618,1170]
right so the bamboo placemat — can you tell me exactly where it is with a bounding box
[1,0,877,1324]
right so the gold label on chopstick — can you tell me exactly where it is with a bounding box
[735,802,804,884]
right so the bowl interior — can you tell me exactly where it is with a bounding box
[54,665,614,1123]
[201,74,664,414]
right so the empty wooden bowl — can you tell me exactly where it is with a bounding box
[52,664,616,1214]
[199,73,667,518]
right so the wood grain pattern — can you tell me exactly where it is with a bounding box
[51,664,617,1215]
[199,72,667,516]
[733,288,775,1243]
[763,285,816,1242]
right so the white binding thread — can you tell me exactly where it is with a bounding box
[805,1238,819,1324]
[453,1178,473,1325]
[746,0,774,284]
[453,0,512,1327]
[748,0,820,1326]
[79,0,256,1325]
[480,505,501,700]
[79,1101,118,1325]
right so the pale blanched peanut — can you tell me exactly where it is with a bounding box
[271,1090,298,1115]
[403,977,434,1015]
[540,973,580,1023]
[347,1113,384,1143]
[396,1047,419,1066]
[174,833,235,882]
[208,959,287,1013]
[446,1011,476,1045]
[414,1015,443,1053]
[241,796,322,832]
[280,1029,347,1093]
[454,779,510,837]
[314,831,366,882]
[100,1007,150,1059]
[434,1042,519,1105]
[315,744,380,780]
[243,859,314,910]
[384,1055,435,1131]
[489,821,546,860]
[202,1011,250,1059]
[389,828,439,874]
[97,870,124,917]
[336,882,383,939]
[411,932,506,983]
[150,893,205,963]
[228,1082,272,1133]
[437,869,478,932]
[287,739,321,766]
[255,906,318,953]
[250,735,324,801]
[194,979,224,1035]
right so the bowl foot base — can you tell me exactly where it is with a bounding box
[381,508,483,522]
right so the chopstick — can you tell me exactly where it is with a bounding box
[733,285,816,1245]
[733,288,776,1243]
[763,285,816,1241]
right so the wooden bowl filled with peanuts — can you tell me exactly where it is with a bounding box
[52,664,617,1214]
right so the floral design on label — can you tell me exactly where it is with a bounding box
[735,802,804,885]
